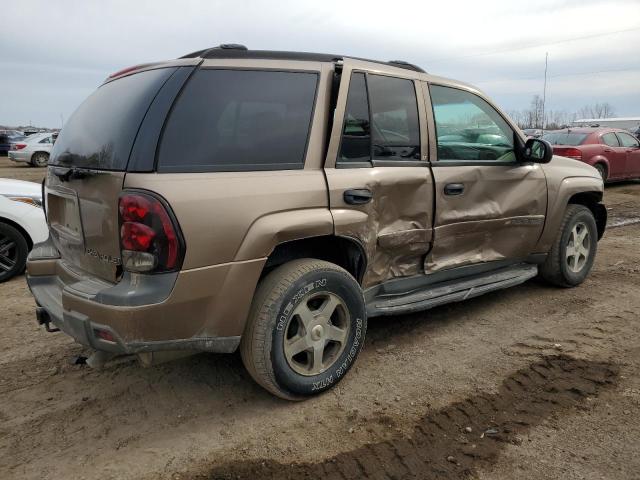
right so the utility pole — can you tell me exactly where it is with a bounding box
[541,52,548,133]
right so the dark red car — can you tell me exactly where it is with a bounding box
[542,128,640,182]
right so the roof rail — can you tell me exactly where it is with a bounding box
[388,60,426,73]
[179,46,427,73]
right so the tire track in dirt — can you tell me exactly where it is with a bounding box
[198,356,618,480]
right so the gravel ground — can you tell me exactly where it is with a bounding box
[1,156,639,480]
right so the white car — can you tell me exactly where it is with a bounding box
[0,179,49,282]
[8,132,54,167]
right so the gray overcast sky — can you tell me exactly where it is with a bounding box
[1,0,639,127]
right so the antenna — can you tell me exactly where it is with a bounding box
[541,52,548,134]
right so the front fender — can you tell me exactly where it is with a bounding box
[535,176,604,252]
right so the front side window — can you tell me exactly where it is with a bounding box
[601,133,620,147]
[617,132,640,148]
[338,73,421,164]
[158,69,318,172]
[430,85,515,162]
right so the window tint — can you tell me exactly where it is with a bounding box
[338,73,371,163]
[541,132,588,146]
[617,132,640,148]
[368,75,420,161]
[50,68,175,170]
[430,85,515,162]
[601,133,620,147]
[158,69,318,172]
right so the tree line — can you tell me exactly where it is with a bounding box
[506,95,616,130]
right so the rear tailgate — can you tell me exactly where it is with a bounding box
[45,67,179,282]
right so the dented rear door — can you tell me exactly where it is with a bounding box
[325,67,433,288]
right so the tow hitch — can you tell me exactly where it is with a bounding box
[36,307,60,332]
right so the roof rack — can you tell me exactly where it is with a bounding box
[180,44,426,73]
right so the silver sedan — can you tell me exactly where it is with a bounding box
[8,132,54,167]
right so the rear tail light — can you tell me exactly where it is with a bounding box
[12,143,26,150]
[118,191,185,273]
[554,147,582,160]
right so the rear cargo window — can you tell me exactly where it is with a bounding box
[157,69,318,172]
[49,68,176,170]
[541,132,588,146]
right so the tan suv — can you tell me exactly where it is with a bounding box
[27,45,606,399]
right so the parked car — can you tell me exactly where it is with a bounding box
[0,132,25,156]
[27,45,606,399]
[523,128,542,138]
[542,128,640,182]
[0,179,48,282]
[8,132,54,167]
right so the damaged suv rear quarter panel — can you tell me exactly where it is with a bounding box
[122,169,332,339]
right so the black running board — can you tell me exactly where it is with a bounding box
[367,263,538,317]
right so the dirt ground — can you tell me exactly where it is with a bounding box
[1,156,639,480]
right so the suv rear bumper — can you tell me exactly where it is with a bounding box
[26,239,265,355]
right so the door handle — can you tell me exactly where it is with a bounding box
[444,183,465,196]
[604,149,613,153]
[344,188,373,205]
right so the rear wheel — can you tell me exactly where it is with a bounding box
[31,152,49,167]
[0,223,29,282]
[539,205,597,287]
[594,163,607,182]
[240,259,367,400]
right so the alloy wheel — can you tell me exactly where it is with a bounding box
[566,222,590,273]
[283,292,350,376]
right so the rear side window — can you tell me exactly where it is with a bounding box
[601,133,619,147]
[541,132,588,146]
[337,73,421,165]
[50,68,176,170]
[157,69,318,172]
[368,75,420,160]
[338,73,371,163]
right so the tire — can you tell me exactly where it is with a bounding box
[539,205,598,287]
[594,163,607,182]
[240,259,367,400]
[0,223,29,283]
[31,152,49,167]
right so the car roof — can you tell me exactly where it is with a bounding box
[25,132,51,141]
[180,45,427,73]
[545,127,624,135]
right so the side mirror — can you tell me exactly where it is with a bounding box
[522,138,553,164]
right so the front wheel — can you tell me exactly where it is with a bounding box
[539,205,598,287]
[594,163,607,182]
[240,259,367,400]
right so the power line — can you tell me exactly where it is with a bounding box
[425,26,640,64]
[475,66,640,85]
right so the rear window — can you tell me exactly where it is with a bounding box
[157,69,318,172]
[542,132,588,146]
[50,67,176,170]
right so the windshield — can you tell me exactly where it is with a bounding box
[542,132,588,146]
[49,67,175,170]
